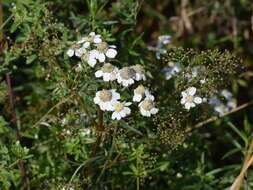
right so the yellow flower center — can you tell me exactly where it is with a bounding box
[185,95,194,103]
[120,67,136,80]
[142,100,153,111]
[99,90,112,102]
[114,102,124,112]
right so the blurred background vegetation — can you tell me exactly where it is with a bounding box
[1,0,253,189]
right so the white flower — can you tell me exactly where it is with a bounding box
[67,48,75,57]
[93,89,120,111]
[158,35,171,45]
[133,85,152,102]
[131,64,146,81]
[163,62,181,80]
[117,67,136,87]
[185,66,206,80]
[95,63,118,81]
[139,96,158,117]
[89,32,102,44]
[209,90,237,116]
[77,32,102,45]
[111,102,131,120]
[180,87,202,110]
[85,49,99,67]
[221,89,233,100]
[67,45,87,58]
[91,42,117,63]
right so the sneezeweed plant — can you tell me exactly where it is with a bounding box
[0,1,249,190]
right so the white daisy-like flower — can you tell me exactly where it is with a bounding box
[131,64,146,81]
[111,102,131,120]
[90,42,117,63]
[139,96,158,117]
[163,62,181,80]
[133,85,152,102]
[93,89,120,111]
[180,87,203,110]
[116,67,136,87]
[95,63,118,81]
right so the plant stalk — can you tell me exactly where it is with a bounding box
[0,2,29,189]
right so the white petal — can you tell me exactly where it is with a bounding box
[124,107,131,114]
[88,58,97,67]
[77,38,86,44]
[184,102,192,110]
[89,50,99,58]
[67,49,74,57]
[75,48,86,57]
[94,96,100,104]
[133,94,142,102]
[188,87,196,96]
[181,91,187,98]
[146,94,154,101]
[97,53,106,63]
[95,70,103,78]
[105,48,117,58]
[112,112,117,120]
[100,102,111,111]
[89,32,95,36]
[109,45,117,48]
[103,74,111,81]
[83,42,90,48]
[120,111,126,117]
[150,108,158,114]
[194,97,202,104]
[93,37,102,44]
[180,97,186,104]
[125,102,132,106]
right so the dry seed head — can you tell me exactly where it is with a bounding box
[99,90,112,102]
[132,64,144,74]
[135,85,145,95]
[97,42,108,52]
[101,63,114,73]
[120,67,136,80]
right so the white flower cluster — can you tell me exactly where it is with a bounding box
[67,32,158,120]
[67,32,117,67]
[209,89,237,115]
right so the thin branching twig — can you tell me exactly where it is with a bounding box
[186,101,253,133]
